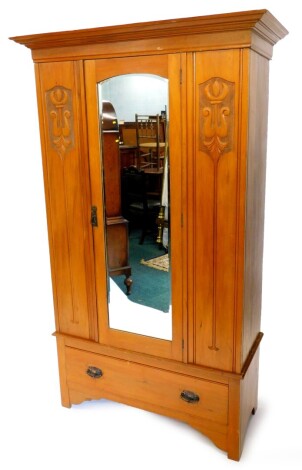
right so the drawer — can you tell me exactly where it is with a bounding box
[65,347,228,425]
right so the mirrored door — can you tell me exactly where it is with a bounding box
[85,55,184,360]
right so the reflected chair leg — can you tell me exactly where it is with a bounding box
[156,205,165,245]
[139,214,148,244]
[139,229,146,245]
[124,275,133,295]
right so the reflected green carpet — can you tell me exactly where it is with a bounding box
[113,230,170,312]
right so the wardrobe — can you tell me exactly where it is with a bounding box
[10,10,287,460]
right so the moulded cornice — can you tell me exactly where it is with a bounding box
[10,9,288,51]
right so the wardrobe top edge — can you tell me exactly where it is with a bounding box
[9,9,288,51]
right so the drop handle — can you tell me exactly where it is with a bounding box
[180,390,200,404]
[86,366,103,379]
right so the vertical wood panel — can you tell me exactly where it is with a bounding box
[168,53,185,360]
[36,61,96,339]
[241,51,269,364]
[232,49,249,373]
[192,50,241,371]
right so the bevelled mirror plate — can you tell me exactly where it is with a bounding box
[98,74,172,340]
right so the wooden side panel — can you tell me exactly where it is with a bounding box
[227,345,260,460]
[56,335,71,408]
[241,51,269,364]
[35,61,97,340]
[191,50,243,371]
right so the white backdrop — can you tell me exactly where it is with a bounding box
[0,1,301,469]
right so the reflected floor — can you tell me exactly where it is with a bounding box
[113,229,170,312]
[109,277,172,339]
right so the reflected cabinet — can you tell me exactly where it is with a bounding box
[11,10,287,460]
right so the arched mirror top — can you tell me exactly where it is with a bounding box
[98,74,168,122]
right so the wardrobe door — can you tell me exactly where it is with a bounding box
[187,50,248,371]
[84,54,184,360]
[35,60,98,340]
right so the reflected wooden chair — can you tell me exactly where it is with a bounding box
[135,114,166,171]
[119,122,138,168]
[121,166,161,244]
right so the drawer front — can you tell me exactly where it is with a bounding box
[65,347,228,425]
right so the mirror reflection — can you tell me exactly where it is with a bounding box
[98,74,172,340]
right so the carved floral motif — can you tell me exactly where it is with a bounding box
[199,78,234,161]
[46,86,74,159]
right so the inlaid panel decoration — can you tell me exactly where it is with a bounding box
[199,77,235,353]
[199,77,234,161]
[46,86,75,159]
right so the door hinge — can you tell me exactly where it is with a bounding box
[180,68,183,85]
[182,339,184,349]
[91,206,98,227]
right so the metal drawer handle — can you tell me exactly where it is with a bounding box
[86,366,103,379]
[180,390,200,404]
